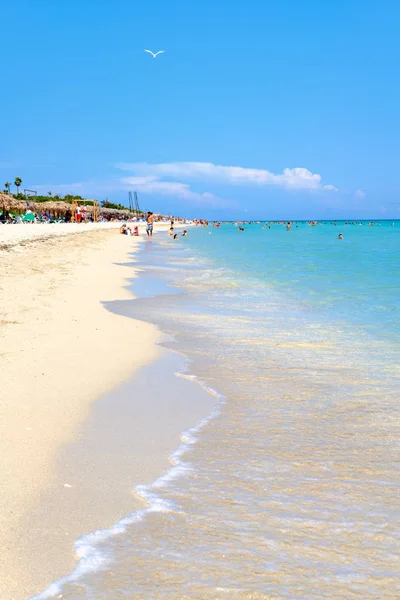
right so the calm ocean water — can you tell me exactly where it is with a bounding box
[33,221,399,599]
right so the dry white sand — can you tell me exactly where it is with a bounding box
[0,224,173,599]
[0,221,127,248]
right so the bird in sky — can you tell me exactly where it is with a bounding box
[144,49,165,58]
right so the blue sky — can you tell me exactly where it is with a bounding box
[2,0,400,219]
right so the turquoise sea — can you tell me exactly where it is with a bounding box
[33,220,399,599]
[188,220,400,342]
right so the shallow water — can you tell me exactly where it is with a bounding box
[32,221,400,599]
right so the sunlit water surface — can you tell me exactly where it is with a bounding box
[33,221,400,600]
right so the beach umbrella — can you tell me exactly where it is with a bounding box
[0,194,26,213]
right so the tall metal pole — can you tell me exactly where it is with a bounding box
[134,192,141,216]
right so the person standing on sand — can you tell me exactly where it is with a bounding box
[146,211,154,237]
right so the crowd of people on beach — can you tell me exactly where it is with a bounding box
[117,211,190,239]
[0,207,126,225]
[3,206,394,238]
[1,204,190,229]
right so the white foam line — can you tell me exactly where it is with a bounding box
[29,371,224,600]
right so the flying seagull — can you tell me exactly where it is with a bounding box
[144,49,165,58]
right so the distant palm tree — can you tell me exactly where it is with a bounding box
[4,181,11,194]
[14,176,22,195]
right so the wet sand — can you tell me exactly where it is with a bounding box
[0,224,176,598]
[26,350,217,598]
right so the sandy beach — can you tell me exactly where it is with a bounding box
[0,223,171,598]
[0,221,127,249]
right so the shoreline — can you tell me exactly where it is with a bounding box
[28,348,218,599]
[0,224,173,598]
[3,222,397,599]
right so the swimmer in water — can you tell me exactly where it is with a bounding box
[238,226,244,231]
[338,233,343,239]
[173,233,179,240]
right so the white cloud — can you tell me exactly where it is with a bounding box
[120,176,233,207]
[33,177,231,207]
[355,189,366,199]
[117,161,337,192]
[31,160,337,210]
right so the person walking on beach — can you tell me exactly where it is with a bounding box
[146,211,154,237]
